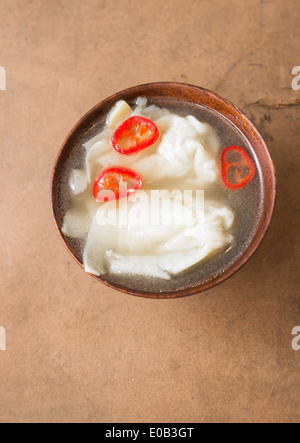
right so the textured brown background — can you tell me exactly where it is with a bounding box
[0,0,299,423]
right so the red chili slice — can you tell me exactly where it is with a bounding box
[93,167,143,202]
[112,116,159,155]
[221,145,256,190]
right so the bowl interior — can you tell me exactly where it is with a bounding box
[51,83,276,299]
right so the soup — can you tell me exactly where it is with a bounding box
[55,96,262,294]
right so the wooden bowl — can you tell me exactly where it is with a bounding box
[51,83,276,299]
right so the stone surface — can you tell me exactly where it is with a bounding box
[0,0,299,423]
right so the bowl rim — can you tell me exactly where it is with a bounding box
[51,82,277,299]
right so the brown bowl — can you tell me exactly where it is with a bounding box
[51,82,276,299]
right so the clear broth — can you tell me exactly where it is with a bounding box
[54,97,263,294]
